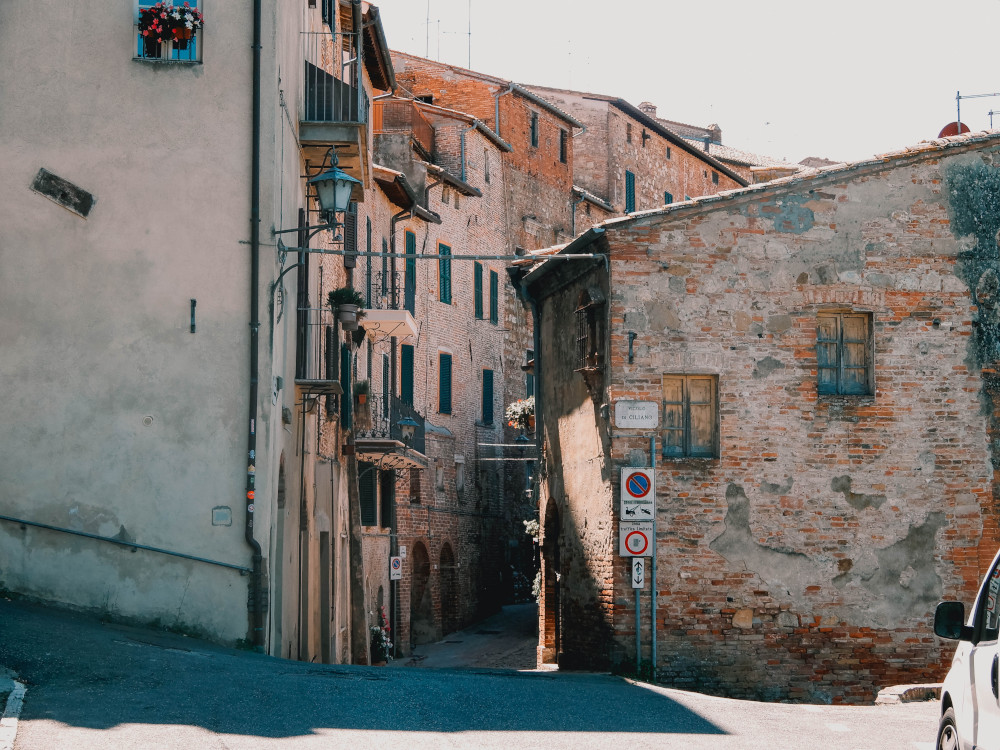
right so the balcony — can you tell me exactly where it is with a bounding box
[373,99,434,157]
[295,303,343,398]
[363,271,418,341]
[300,31,369,200]
[355,394,428,470]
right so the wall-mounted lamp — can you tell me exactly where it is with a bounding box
[397,416,419,445]
[272,149,361,243]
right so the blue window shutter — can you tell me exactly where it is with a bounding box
[489,270,499,324]
[664,191,673,205]
[474,262,483,318]
[482,369,494,424]
[401,344,414,405]
[625,171,636,214]
[405,231,416,314]
[439,244,452,303]
[439,353,452,414]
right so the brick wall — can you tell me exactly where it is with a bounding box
[530,137,1000,702]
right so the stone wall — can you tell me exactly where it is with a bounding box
[531,135,1000,702]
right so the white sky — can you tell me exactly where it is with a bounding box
[376,0,1000,165]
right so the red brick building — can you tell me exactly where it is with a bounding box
[520,132,1000,702]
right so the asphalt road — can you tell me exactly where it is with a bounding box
[0,598,940,750]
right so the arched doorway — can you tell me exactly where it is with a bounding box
[439,543,457,635]
[409,541,435,646]
[541,499,561,665]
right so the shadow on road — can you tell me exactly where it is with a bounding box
[0,599,726,738]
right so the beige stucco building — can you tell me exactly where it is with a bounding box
[0,0,393,663]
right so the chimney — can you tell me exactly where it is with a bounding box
[638,101,657,119]
[707,123,722,145]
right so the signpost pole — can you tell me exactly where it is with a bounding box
[650,434,657,682]
[635,579,641,673]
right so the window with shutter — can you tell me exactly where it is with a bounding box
[359,461,377,526]
[343,201,357,255]
[661,374,718,458]
[439,353,452,414]
[489,270,499,324]
[365,218,372,306]
[530,112,539,148]
[559,129,568,163]
[401,344,414,406]
[817,312,872,395]
[625,170,636,214]
[474,262,484,319]
[379,470,394,529]
[664,191,673,205]
[525,349,534,398]
[404,230,416,314]
[482,369,494,424]
[438,243,452,304]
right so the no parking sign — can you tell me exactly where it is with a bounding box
[390,556,402,581]
[620,467,654,520]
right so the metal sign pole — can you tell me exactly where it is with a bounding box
[635,578,641,673]
[650,434,657,681]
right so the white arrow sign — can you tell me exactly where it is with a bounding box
[631,557,645,588]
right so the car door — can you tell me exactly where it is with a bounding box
[970,561,1000,750]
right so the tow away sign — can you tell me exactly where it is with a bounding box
[620,467,654,520]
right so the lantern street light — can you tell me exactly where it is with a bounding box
[397,416,419,445]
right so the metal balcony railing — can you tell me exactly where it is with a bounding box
[296,305,339,384]
[373,100,434,155]
[301,31,368,126]
[371,271,401,310]
[356,393,426,455]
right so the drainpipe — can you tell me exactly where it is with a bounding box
[492,82,515,138]
[459,123,477,183]
[352,0,362,118]
[245,0,265,651]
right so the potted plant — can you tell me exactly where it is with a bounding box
[138,2,204,54]
[369,606,392,665]
[353,379,369,404]
[328,287,366,331]
[505,396,535,431]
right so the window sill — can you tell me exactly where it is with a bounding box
[133,57,202,65]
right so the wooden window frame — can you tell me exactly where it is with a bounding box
[816,311,874,396]
[661,374,719,459]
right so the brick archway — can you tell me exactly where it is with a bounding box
[409,541,435,646]
[439,542,458,635]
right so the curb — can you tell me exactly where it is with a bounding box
[0,670,26,750]
[874,683,941,705]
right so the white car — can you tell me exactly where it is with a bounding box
[934,548,1000,750]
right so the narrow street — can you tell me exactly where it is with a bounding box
[0,598,940,750]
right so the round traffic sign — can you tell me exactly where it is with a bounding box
[624,529,649,556]
[391,558,401,570]
[625,471,651,499]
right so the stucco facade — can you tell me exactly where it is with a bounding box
[523,132,1000,702]
[0,0,392,665]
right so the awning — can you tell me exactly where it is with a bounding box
[354,439,429,470]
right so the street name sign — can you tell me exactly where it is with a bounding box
[614,400,659,429]
[620,467,654,521]
[619,521,653,557]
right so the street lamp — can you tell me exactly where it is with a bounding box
[397,416,419,445]
[308,162,361,227]
[515,432,531,456]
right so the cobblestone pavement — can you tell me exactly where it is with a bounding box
[388,602,539,670]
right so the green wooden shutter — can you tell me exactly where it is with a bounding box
[482,369,494,424]
[379,469,394,529]
[664,191,673,205]
[339,343,351,429]
[359,461,377,526]
[439,244,452,304]
[401,344,414,405]
[439,353,452,414]
[404,231,416,314]
[474,262,483,319]
[489,270,499,324]
[625,171,636,213]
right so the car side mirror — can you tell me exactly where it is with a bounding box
[935,600,973,641]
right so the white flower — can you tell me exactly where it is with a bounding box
[185,21,193,28]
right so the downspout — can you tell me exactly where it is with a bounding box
[459,123,477,183]
[245,0,265,650]
[571,193,585,237]
[492,82,515,138]
[352,0,362,119]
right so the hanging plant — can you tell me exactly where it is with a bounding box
[505,397,535,431]
[329,287,366,331]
